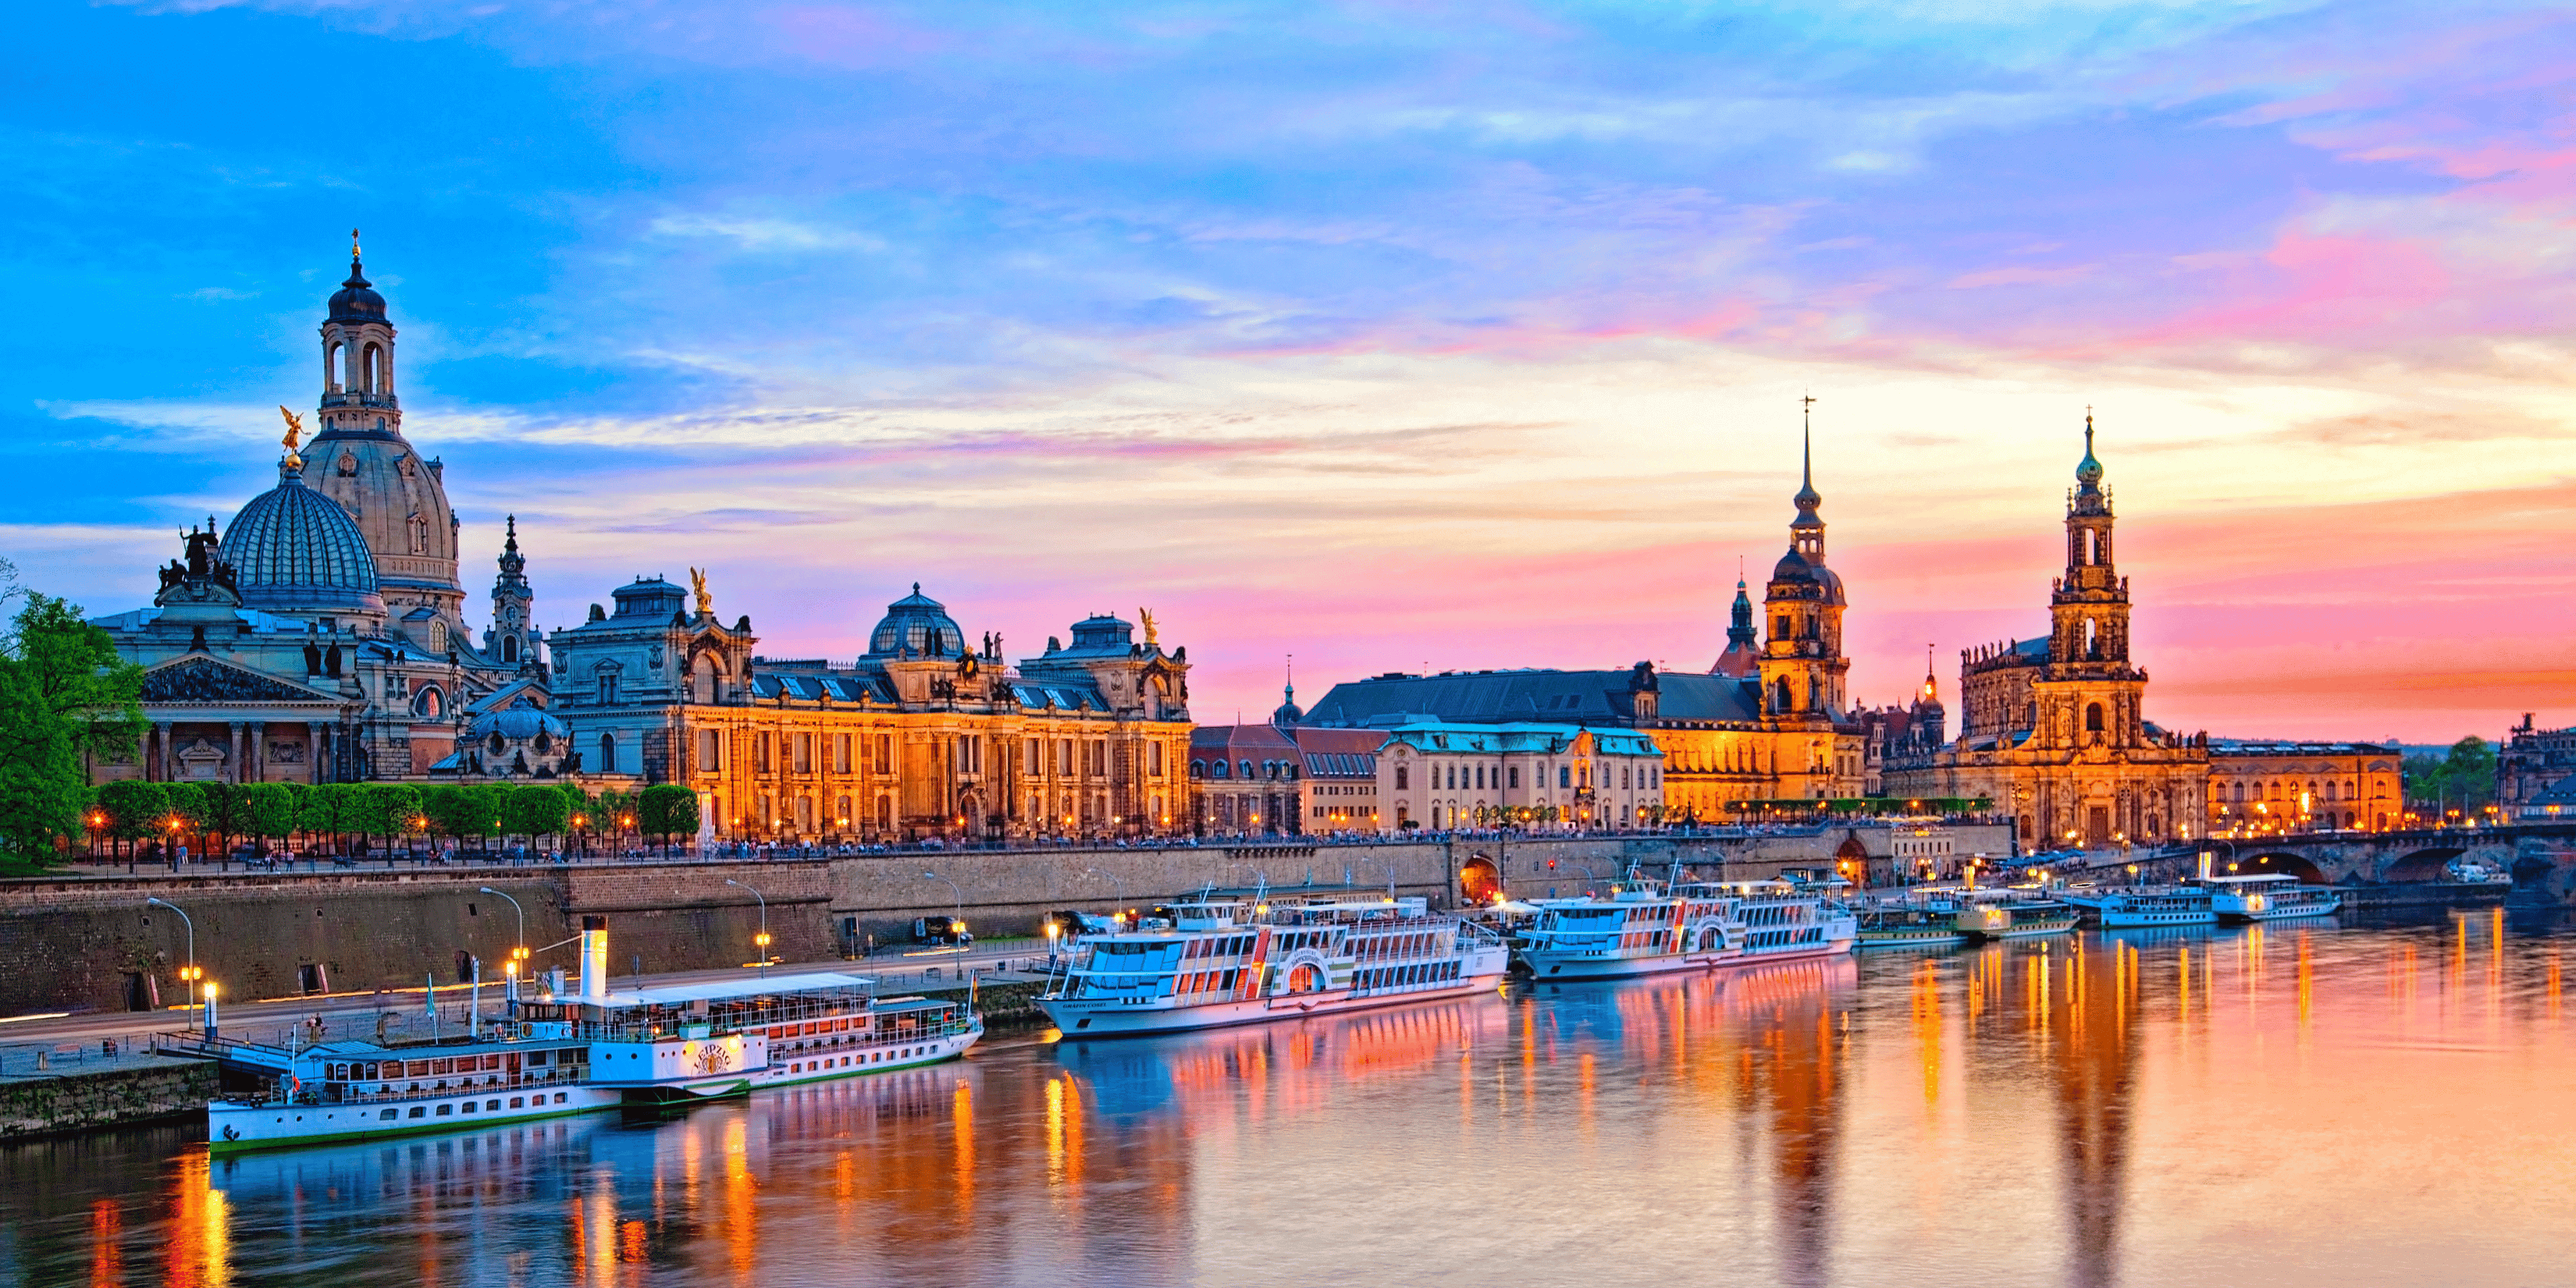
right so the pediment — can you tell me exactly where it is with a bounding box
[141,655,341,705]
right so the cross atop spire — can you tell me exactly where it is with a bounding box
[1791,393,1823,530]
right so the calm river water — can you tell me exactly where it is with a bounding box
[6,914,2574,1287]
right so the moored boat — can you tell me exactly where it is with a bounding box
[196,917,979,1153]
[2205,873,2343,923]
[2060,885,2217,927]
[1040,893,1509,1038]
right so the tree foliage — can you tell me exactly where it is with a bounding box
[0,592,142,863]
[638,785,700,852]
[2405,736,2498,810]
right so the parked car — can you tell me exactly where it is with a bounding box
[1040,909,1116,940]
[910,915,972,947]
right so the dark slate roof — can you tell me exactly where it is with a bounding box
[1011,683,1104,712]
[750,671,898,704]
[1304,668,1761,729]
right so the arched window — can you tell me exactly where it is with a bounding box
[360,343,382,392]
[2085,703,2103,733]
[1394,766,1409,790]
[1238,759,1253,779]
[429,621,447,653]
[1190,759,1206,779]
[411,686,443,719]
[1774,678,1793,712]
[488,730,506,754]
[693,655,719,704]
[598,733,617,773]
[502,635,519,663]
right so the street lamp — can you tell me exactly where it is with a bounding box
[201,980,220,1040]
[725,878,772,976]
[922,871,964,942]
[478,886,527,999]
[146,897,196,1015]
[1084,867,1128,925]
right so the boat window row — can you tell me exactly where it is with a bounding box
[1357,960,1461,991]
[1174,968,1245,998]
[1356,932,1445,962]
[1179,935,1258,960]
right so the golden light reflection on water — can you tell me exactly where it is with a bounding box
[14,923,2576,1286]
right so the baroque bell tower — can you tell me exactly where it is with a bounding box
[485,515,539,674]
[1759,399,1850,720]
[307,231,471,652]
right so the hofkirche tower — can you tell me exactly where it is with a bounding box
[306,231,473,655]
[1886,415,2207,848]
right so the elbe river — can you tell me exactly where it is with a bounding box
[5,914,2572,1286]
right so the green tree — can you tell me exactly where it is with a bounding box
[196,782,249,858]
[638,784,700,856]
[162,781,207,857]
[95,778,170,862]
[0,592,144,866]
[243,783,296,851]
[361,783,423,859]
[2405,736,2500,815]
[299,782,360,855]
[507,783,570,853]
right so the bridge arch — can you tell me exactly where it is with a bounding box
[2383,847,2465,883]
[2231,852,2328,884]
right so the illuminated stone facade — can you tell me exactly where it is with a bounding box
[547,583,1194,842]
[2205,741,2404,834]
[1884,420,2209,848]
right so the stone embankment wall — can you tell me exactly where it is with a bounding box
[0,824,2008,1015]
[0,1059,217,1139]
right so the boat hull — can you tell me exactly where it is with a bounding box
[1517,949,1742,980]
[209,1084,619,1154]
[1857,928,1970,949]
[2217,898,2343,923]
[1043,971,1505,1038]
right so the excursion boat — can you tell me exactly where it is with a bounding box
[1038,893,1509,1038]
[1513,880,1745,980]
[194,916,980,1153]
[2059,885,2217,927]
[2205,873,2343,923]
[1514,877,1856,980]
[1854,898,1971,949]
[1951,890,2079,942]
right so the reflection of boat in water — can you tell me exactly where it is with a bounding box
[209,1108,614,1199]
[1515,877,1856,980]
[196,917,977,1153]
[1040,893,1508,1038]
[1050,991,1509,1117]
[2206,873,2343,922]
[2060,885,2217,927]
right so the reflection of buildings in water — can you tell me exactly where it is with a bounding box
[1967,939,2145,1288]
[1530,958,1855,1288]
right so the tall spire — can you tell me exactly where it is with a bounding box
[1794,393,1822,514]
[2075,406,2104,492]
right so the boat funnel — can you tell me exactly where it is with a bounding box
[580,914,609,1001]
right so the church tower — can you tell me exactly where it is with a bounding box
[1759,404,1849,720]
[2050,412,2128,669]
[1712,573,1761,677]
[484,515,539,674]
[306,232,470,652]
[2031,414,2149,755]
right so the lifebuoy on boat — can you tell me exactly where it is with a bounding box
[221,1125,240,1141]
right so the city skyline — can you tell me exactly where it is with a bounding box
[5,2,2570,742]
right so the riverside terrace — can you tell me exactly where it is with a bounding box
[0,824,2013,1016]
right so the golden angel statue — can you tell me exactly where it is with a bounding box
[277,406,306,466]
[689,567,713,617]
[1138,606,1158,647]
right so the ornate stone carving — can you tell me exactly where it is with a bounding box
[142,657,330,704]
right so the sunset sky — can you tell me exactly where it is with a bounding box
[3,0,2569,742]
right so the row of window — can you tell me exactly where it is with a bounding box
[707,731,1155,779]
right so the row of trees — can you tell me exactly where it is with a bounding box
[86,780,705,862]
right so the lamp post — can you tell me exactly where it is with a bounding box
[1084,867,1128,925]
[146,897,196,1017]
[725,878,771,976]
[478,886,527,1000]
[201,980,219,1040]
[922,871,964,943]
